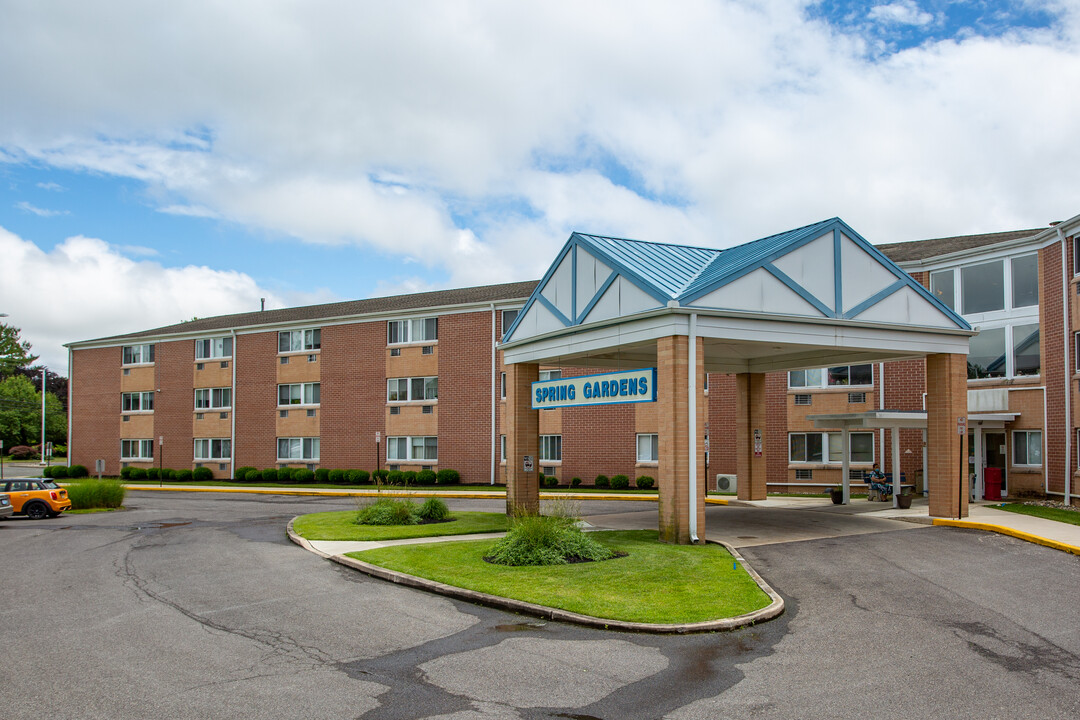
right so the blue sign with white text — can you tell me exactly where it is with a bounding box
[531,368,657,410]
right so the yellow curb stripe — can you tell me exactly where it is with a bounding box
[932,518,1080,556]
[705,497,729,505]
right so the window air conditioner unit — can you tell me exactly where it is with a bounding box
[715,474,737,492]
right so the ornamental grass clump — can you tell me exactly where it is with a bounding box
[485,513,617,566]
[417,497,450,521]
[67,478,126,510]
[355,497,418,526]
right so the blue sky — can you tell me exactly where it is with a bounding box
[0,0,1077,374]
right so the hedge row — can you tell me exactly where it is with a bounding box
[554,474,655,489]
[231,467,461,485]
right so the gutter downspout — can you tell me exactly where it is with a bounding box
[230,329,237,480]
[879,362,885,476]
[689,313,699,543]
[67,348,73,468]
[490,304,497,486]
[1059,227,1072,506]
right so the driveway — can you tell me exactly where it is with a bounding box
[1,492,1077,719]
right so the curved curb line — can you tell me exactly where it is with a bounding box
[932,519,1080,557]
[287,518,783,634]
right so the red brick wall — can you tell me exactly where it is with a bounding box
[765,372,789,484]
[155,339,195,471]
[438,311,495,482]
[707,373,737,475]
[1042,244,1067,495]
[70,347,121,475]
[883,358,927,480]
[234,332,278,470]
[561,367,638,483]
[321,321,385,471]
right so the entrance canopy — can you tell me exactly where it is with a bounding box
[502,218,972,369]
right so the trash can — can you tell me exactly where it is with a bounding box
[983,467,1002,501]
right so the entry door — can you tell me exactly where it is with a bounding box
[984,432,1007,497]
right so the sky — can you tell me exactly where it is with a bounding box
[1,0,1077,376]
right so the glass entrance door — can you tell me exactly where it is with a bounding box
[985,431,1007,498]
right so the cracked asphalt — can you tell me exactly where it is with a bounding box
[2,491,1078,719]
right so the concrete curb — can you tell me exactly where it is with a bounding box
[286,517,783,634]
[932,518,1080,557]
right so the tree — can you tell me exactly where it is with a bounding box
[15,366,68,411]
[0,374,66,449]
[0,323,38,377]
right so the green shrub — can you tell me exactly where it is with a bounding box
[486,513,616,566]
[51,466,69,479]
[67,479,126,510]
[146,467,160,480]
[246,470,262,483]
[67,464,89,478]
[355,497,417,526]
[436,468,461,485]
[402,470,418,485]
[543,475,559,487]
[346,469,370,484]
[594,474,610,488]
[315,468,330,483]
[293,468,315,483]
[571,477,582,487]
[386,470,405,485]
[610,474,629,490]
[636,475,655,489]
[417,497,450,521]
[175,469,193,482]
[235,466,256,482]
[129,468,148,480]
[261,468,279,483]
[372,468,389,483]
[192,467,213,482]
[120,466,133,480]
[417,469,437,485]
[161,468,176,480]
[328,469,345,484]
[278,467,294,482]
[41,466,54,478]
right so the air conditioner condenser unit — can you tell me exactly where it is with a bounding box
[715,474,737,493]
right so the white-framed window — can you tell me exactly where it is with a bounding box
[929,252,1039,317]
[540,434,562,462]
[195,387,232,410]
[539,369,562,381]
[637,433,658,463]
[1012,431,1042,467]
[968,323,1040,379]
[277,437,320,461]
[122,344,155,365]
[278,383,320,406]
[930,268,955,310]
[788,365,873,388]
[501,309,519,338]
[387,317,437,345]
[386,436,438,461]
[1075,332,1080,373]
[387,376,438,402]
[500,435,506,462]
[195,336,233,359]
[122,391,154,412]
[500,372,506,399]
[790,432,874,464]
[194,438,231,460]
[278,329,321,353]
[121,439,154,460]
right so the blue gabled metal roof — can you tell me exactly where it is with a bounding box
[573,232,720,299]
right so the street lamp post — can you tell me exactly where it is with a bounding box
[40,366,47,467]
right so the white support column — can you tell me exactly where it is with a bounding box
[891,426,901,509]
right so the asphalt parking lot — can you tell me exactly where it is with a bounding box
[2,491,1078,719]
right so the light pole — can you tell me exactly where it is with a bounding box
[40,365,48,467]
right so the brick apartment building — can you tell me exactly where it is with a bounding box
[66,211,1080,507]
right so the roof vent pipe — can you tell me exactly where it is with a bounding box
[260,298,265,311]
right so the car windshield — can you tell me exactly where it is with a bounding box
[40,480,59,489]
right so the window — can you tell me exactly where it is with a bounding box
[122,391,154,412]
[277,437,320,461]
[1075,333,1080,373]
[540,434,562,462]
[962,260,1005,314]
[788,365,872,388]
[930,269,955,310]
[194,438,231,460]
[500,372,506,399]
[637,433,658,462]
[501,309,519,338]
[789,433,823,463]
[387,376,437,402]
[500,435,506,462]
[387,317,437,344]
[539,369,562,381]
[122,344,154,365]
[386,436,438,461]
[278,383,320,406]
[195,387,232,410]
[121,439,153,460]
[278,328,321,353]
[195,336,233,359]
[825,432,875,463]
[1013,431,1042,466]
[788,368,823,388]
[1013,324,1040,377]
[1011,254,1038,308]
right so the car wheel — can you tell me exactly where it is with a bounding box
[25,502,49,520]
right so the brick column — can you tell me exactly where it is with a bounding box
[505,362,539,516]
[735,373,768,501]
[926,353,968,518]
[657,336,705,544]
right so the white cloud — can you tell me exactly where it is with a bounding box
[36,181,65,192]
[868,2,936,27]
[15,200,67,217]
[0,225,291,375]
[157,204,219,219]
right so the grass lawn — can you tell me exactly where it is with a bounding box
[991,503,1080,527]
[292,510,510,540]
[349,530,771,624]
[66,507,124,514]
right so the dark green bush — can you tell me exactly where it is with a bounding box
[293,468,315,483]
[571,477,582,487]
[328,469,345,484]
[355,497,417,526]
[417,469,437,485]
[315,468,330,483]
[386,470,405,485]
[372,468,389,483]
[610,474,629,490]
[594,474,610,488]
[146,467,159,480]
[120,466,133,480]
[636,475,655,489]
[417,497,450,521]
[346,469,370,484]
[41,466,54,478]
[485,514,616,566]
[436,468,461,485]
[69,464,89,478]
[235,466,256,482]
[67,479,126,510]
[161,468,176,480]
[402,470,418,485]
[175,469,193,482]
[278,467,293,482]
[261,468,279,483]
[51,466,69,479]
[246,470,262,482]
[192,467,213,482]
[543,475,559,487]
[129,468,148,480]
